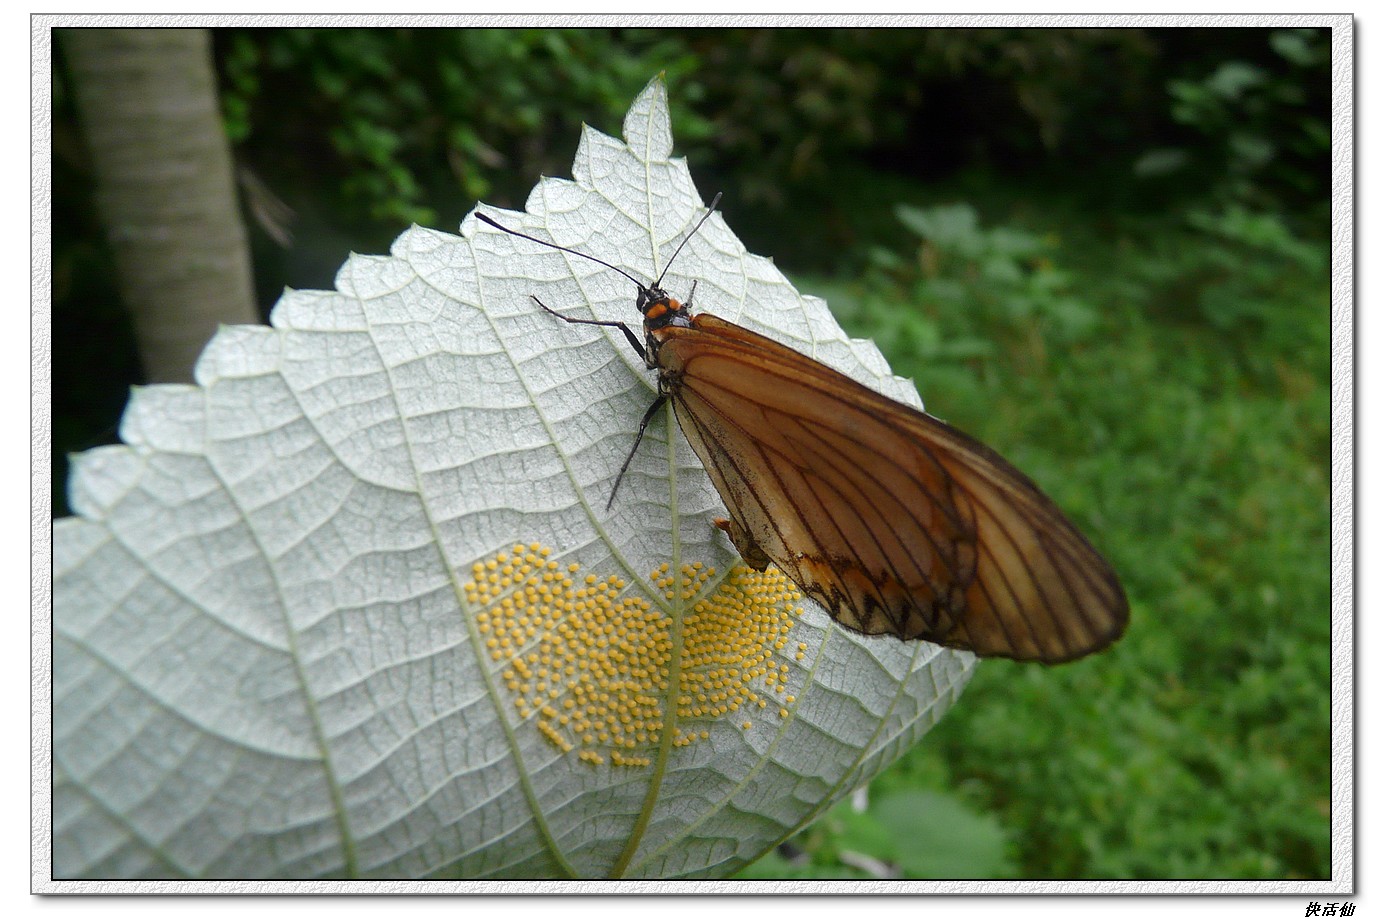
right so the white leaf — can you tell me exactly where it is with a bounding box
[52,77,973,880]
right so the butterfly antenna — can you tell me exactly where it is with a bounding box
[476,212,650,292]
[654,192,723,290]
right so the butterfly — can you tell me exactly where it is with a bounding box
[476,195,1127,663]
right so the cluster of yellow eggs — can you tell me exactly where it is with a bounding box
[465,542,807,767]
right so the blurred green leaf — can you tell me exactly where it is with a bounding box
[896,202,982,255]
[1204,61,1265,99]
[874,790,1016,879]
[1133,148,1191,177]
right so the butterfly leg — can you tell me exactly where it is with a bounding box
[606,394,668,510]
[531,295,647,362]
[713,516,771,571]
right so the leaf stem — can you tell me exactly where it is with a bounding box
[609,407,687,879]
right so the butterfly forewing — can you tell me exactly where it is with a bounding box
[656,315,1128,663]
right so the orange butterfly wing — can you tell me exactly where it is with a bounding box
[654,314,1128,663]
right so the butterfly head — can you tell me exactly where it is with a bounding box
[638,286,690,331]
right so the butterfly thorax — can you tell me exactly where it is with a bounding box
[639,286,693,369]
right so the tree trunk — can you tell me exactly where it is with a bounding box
[60,28,258,383]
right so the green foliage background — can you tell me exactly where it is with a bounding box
[51,26,1334,881]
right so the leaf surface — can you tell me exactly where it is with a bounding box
[52,77,973,880]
